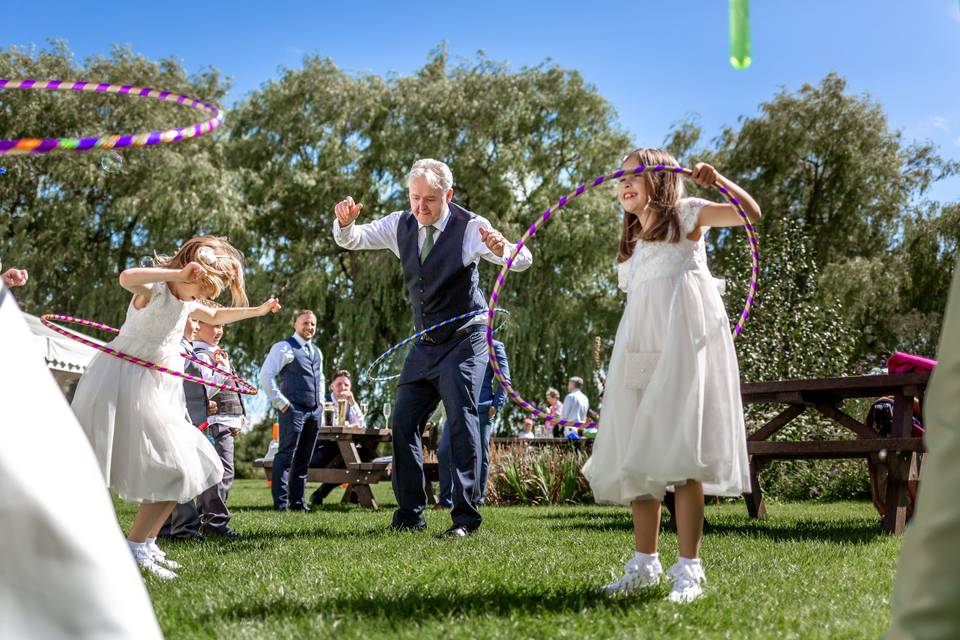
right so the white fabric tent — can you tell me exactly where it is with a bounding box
[23,312,104,389]
[1,287,163,639]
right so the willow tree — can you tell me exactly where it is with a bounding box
[227,47,631,424]
[0,42,243,330]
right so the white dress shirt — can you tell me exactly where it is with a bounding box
[259,333,324,411]
[194,340,245,430]
[560,389,590,424]
[333,204,533,327]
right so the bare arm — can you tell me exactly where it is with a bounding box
[189,297,282,326]
[118,266,190,297]
[120,262,207,308]
[688,163,762,228]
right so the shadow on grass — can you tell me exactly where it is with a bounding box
[236,503,361,513]
[213,585,662,624]
[531,510,884,544]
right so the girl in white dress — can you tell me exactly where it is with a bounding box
[582,148,762,603]
[72,236,281,579]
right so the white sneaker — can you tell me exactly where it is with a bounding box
[148,543,182,570]
[666,561,706,604]
[601,556,663,595]
[133,547,178,580]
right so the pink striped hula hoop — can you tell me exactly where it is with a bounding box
[486,164,760,430]
[41,313,257,395]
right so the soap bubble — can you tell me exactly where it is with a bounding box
[100,152,123,172]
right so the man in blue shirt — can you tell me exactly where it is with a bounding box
[259,309,324,511]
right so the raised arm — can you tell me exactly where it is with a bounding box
[119,264,201,301]
[471,218,533,271]
[332,196,402,256]
[688,162,762,228]
[190,298,281,325]
[1,267,28,288]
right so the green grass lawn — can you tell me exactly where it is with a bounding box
[117,480,901,639]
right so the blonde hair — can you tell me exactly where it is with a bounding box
[407,158,453,192]
[155,236,248,306]
[618,147,686,263]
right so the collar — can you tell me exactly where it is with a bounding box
[181,338,194,350]
[291,333,311,348]
[417,204,451,234]
[194,340,216,350]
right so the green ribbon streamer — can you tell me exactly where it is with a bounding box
[730,0,751,70]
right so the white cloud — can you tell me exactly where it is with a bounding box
[929,116,949,131]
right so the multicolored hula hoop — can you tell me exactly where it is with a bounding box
[486,164,760,429]
[41,314,256,395]
[0,79,224,156]
[364,308,510,382]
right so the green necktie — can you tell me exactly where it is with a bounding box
[420,225,436,263]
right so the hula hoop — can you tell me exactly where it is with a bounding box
[41,313,257,395]
[0,79,224,156]
[486,163,760,429]
[364,308,510,383]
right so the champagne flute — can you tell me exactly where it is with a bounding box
[382,402,392,428]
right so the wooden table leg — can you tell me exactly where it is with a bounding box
[425,479,437,506]
[744,458,767,519]
[882,451,912,534]
[350,484,378,510]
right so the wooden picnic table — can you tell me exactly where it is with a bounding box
[256,426,393,510]
[741,372,929,534]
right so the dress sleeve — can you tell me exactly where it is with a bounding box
[679,197,712,235]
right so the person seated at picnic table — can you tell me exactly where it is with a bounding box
[308,370,370,507]
[517,417,536,439]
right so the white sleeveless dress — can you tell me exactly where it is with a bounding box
[72,282,223,503]
[582,198,751,504]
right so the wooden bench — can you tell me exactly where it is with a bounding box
[741,372,929,534]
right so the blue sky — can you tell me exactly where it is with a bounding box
[5,1,960,202]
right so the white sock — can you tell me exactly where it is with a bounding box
[127,540,146,553]
[633,551,659,563]
[146,537,157,547]
[678,556,701,566]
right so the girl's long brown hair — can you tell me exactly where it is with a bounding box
[617,147,685,263]
[155,236,248,306]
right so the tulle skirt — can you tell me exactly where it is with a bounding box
[72,336,223,503]
[583,269,751,504]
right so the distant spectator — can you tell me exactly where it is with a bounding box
[560,376,589,426]
[544,387,563,437]
[517,417,536,439]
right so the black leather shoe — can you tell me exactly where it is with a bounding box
[441,525,474,539]
[202,526,243,539]
[389,522,426,533]
[289,504,311,512]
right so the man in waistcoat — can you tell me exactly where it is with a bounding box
[194,321,244,538]
[260,309,324,511]
[333,158,533,537]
